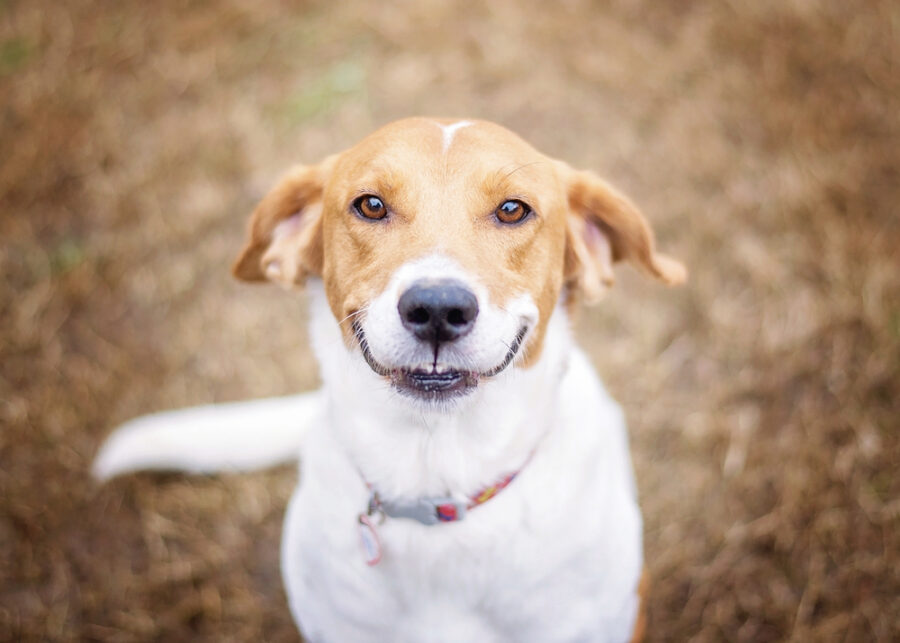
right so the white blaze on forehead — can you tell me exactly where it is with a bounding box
[434,120,472,154]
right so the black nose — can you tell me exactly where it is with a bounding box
[398,280,479,344]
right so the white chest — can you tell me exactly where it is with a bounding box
[280,351,643,643]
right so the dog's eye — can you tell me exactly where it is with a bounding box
[495,199,531,225]
[353,195,387,220]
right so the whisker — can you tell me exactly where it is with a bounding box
[337,306,369,327]
[503,160,545,179]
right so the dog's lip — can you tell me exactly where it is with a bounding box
[400,369,477,396]
[350,320,528,388]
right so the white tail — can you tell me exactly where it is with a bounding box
[93,390,324,480]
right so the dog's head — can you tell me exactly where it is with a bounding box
[234,118,684,404]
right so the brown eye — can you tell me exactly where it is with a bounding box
[353,195,387,220]
[495,199,531,225]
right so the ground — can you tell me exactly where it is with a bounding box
[1,0,898,641]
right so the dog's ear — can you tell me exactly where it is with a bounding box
[562,166,686,303]
[233,161,333,288]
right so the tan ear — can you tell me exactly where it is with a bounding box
[232,162,330,288]
[563,167,686,303]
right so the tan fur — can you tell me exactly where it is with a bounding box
[629,569,650,643]
[233,118,685,364]
[232,161,333,285]
[564,168,686,303]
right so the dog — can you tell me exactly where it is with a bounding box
[94,117,685,642]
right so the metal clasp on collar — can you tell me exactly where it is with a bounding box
[366,492,386,523]
[371,491,468,526]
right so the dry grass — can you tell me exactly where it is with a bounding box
[1,0,898,640]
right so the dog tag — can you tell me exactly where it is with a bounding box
[357,514,382,566]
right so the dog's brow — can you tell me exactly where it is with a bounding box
[503,160,545,179]
[483,164,542,205]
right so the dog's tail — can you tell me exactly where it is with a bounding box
[92,390,323,480]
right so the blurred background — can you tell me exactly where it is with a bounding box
[2,0,897,640]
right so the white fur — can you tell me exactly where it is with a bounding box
[93,392,322,479]
[435,120,472,153]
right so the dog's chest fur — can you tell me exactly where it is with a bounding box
[279,287,643,642]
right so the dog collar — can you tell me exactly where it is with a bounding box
[357,462,526,566]
[369,469,518,525]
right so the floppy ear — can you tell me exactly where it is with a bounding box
[232,162,330,288]
[563,167,686,303]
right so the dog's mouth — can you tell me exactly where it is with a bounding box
[351,321,528,401]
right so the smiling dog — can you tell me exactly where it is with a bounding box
[95,117,685,642]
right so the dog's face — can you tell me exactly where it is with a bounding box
[234,118,684,404]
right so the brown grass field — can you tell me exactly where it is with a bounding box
[2,0,898,640]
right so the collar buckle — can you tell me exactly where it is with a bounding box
[373,493,468,525]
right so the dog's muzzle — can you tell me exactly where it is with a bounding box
[351,278,528,403]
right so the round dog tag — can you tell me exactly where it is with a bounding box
[357,514,382,566]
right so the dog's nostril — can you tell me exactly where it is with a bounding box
[446,308,466,326]
[408,307,430,325]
